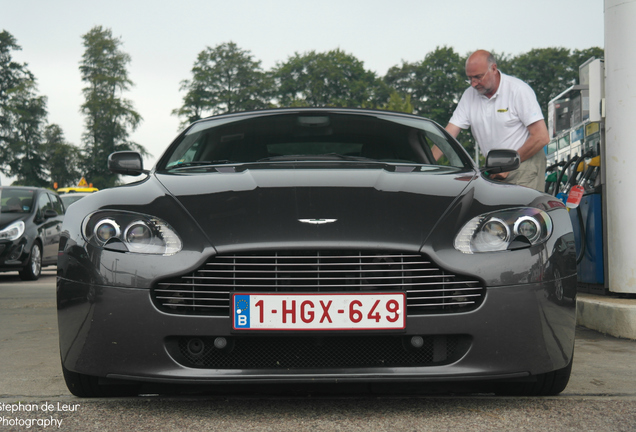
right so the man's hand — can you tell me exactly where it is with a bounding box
[489,171,510,180]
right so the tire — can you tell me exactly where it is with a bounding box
[493,354,573,396]
[61,363,140,398]
[19,242,42,281]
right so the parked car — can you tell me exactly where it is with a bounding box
[57,108,577,397]
[0,186,65,280]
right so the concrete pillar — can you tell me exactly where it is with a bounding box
[604,0,636,294]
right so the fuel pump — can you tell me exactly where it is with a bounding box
[545,58,607,294]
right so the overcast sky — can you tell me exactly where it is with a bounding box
[2,0,604,186]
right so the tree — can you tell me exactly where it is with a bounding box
[0,31,33,122]
[173,42,272,126]
[44,124,82,188]
[272,49,383,108]
[384,46,465,124]
[0,31,51,186]
[382,92,413,114]
[384,46,476,155]
[1,31,33,175]
[79,26,144,188]
[2,80,49,186]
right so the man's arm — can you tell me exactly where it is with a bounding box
[431,123,462,161]
[445,123,461,139]
[516,119,550,163]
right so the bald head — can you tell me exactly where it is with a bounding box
[465,50,499,98]
[466,50,496,69]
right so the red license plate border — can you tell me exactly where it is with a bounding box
[231,292,406,332]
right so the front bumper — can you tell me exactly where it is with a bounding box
[57,275,576,385]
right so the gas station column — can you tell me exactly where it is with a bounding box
[604,0,636,294]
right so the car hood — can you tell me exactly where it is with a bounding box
[0,213,27,230]
[155,165,476,251]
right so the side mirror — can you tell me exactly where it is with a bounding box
[43,209,58,219]
[483,149,520,174]
[108,151,147,176]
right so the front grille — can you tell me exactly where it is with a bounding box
[152,251,484,316]
[169,335,470,369]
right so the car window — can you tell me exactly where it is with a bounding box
[37,193,53,219]
[161,113,471,170]
[48,193,64,215]
[0,188,35,214]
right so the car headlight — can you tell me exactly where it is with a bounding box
[454,208,552,254]
[82,211,182,255]
[0,221,25,241]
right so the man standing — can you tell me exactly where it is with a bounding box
[445,50,550,191]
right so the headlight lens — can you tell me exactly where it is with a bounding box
[95,219,120,243]
[0,221,25,241]
[454,208,552,254]
[83,211,182,255]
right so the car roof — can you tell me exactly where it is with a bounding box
[190,107,436,127]
[0,186,56,194]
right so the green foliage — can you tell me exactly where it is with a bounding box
[272,49,383,108]
[173,42,272,127]
[0,31,50,186]
[385,46,477,155]
[44,124,82,188]
[3,80,49,186]
[382,92,414,114]
[384,46,465,123]
[79,26,145,188]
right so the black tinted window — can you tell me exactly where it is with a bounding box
[161,113,469,170]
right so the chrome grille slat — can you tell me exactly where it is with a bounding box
[183,275,453,281]
[199,268,440,273]
[151,251,484,316]
[155,289,230,294]
[165,303,230,309]
[410,301,476,307]
[157,282,475,289]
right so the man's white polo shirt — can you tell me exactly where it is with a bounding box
[449,71,544,155]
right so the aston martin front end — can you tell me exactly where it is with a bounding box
[57,108,576,397]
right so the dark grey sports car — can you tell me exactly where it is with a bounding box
[57,108,576,397]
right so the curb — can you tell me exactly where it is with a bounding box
[577,293,636,340]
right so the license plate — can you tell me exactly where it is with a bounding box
[232,293,405,330]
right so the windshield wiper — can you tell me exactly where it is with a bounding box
[257,153,376,162]
[167,160,237,170]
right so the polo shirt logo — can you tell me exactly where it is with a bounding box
[497,108,509,113]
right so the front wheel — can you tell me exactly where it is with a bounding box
[19,242,42,281]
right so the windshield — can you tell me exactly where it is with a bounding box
[159,112,471,171]
[0,188,34,214]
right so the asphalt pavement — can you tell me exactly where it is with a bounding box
[1,270,635,431]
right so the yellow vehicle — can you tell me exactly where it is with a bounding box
[56,177,99,194]
[57,187,99,194]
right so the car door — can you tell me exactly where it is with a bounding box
[35,193,62,264]
[46,193,65,264]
